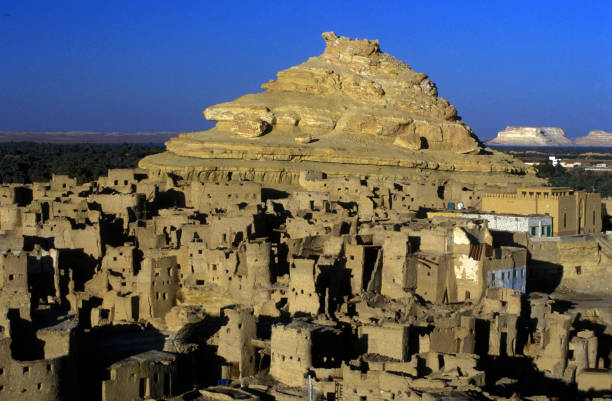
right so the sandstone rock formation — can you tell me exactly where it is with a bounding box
[204,32,480,153]
[140,33,542,187]
[487,126,573,147]
[574,130,612,147]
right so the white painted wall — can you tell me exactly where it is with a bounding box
[459,213,552,237]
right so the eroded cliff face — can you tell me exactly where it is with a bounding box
[487,126,573,147]
[574,130,612,147]
[140,32,542,187]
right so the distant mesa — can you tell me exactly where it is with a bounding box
[574,130,612,147]
[487,126,573,147]
[487,127,612,147]
[140,32,541,187]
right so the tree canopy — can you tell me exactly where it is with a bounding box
[536,160,612,197]
[0,142,164,184]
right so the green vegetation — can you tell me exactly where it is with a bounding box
[2,142,610,198]
[0,142,164,184]
[536,161,612,197]
[491,146,612,160]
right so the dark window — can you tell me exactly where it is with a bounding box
[139,378,146,398]
[164,373,170,396]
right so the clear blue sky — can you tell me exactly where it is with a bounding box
[1,0,610,140]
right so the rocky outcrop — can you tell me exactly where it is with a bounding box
[487,126,573,147]
[574,130,612,147]
[140,32,543,187]
[202,31,480,153]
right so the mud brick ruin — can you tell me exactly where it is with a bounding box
[1,33,611,400]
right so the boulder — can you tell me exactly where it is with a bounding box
[231,115,271,138]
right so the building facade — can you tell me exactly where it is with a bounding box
[481,187,601,236]
[428,211,553,238]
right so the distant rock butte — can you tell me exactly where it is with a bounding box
[487,126,573,147]
[574,130,612,147]
[140,32,542,187]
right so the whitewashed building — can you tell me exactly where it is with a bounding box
[429,211,553,238]
[459,213,553,238]
[488,264,527,293]
[485,246,527,293]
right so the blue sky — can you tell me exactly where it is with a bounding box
[0,0,610,140]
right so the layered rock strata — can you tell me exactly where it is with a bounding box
[140,32,542,187]
[487,126,573,147]
[574,130,612,147]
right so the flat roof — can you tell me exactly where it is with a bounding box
[459,211,552,218]
[429,210,552,218]
[519,186,572,190]
[109,350,176,368]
